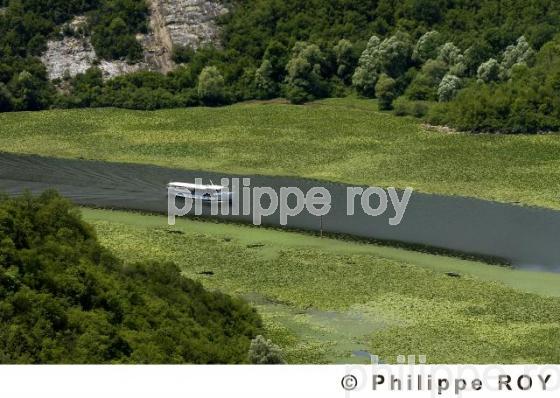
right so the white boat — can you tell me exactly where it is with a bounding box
[167,182,233,203]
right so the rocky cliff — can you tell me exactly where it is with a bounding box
[41,0,227,80]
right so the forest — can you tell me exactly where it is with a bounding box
[0,191,262,363]
[1,0,560,132]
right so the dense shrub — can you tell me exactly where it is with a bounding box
[0,82,14,111]
[254,59,278,99]
[248,335,285,364]
[437,74,461,102]
[405,59,447,100]
[197,66,226,106]
[375,73,397,110]
[413,31,442,63]
[476,58,501,83]
[431,35,560,133]
[333,39,357,84]
[285,42,327,104]
[88,0,149,62]
[0,191,262,363]
[353,33,412,97]
[393,97,430,118]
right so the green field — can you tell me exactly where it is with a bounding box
[2,98,560,209]
[82,208,560,364]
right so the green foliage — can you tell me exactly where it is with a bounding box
[463,42,494,76]
[437,42,462,67]
[248,335,286,364]
[0,82,14,111]
[285,42,327,104]
[352,35,381,97]
[91,17,143,62]
[333,39,357,84]
[88,0,148,62]
[352,33,412,97]
[254,59,278,99]
[437,74,461,102]
[378,32,413,78]
[476,58,501,83]
[172,46,195,64]
[8,69,53,110]
[197,66,226,106]
[499,35,535,78]
[0,191,261,363]
[2,0,560,131]
[375,73,397,110]
[405,59,447,100]
[412,31,442,63]
[432,35,560,133]
[393,97,430,118]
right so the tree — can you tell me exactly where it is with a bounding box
[437,42,466,76]
[463,42,493,76]
[406,59,447,100]
[0,191,262,364]
[352,35,381,97]
[27,34,47,56]
[477,58,501,83]
[413,31,442,63]
[9,70,50,110]
[401,0,445,24]
[0,83,13,111]
[91,10,146,62]
[285,42,326,104]
[197,66,226,105]
[262,40,289,83]
[248,336,285,364]
[438,74,461,102]
[500,36,535,78]
[378,32,413,78]
[254,59,278,99]
[352,33,412,97]
[375,74,397,110]
[333,39,356,83]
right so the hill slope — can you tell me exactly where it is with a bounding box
[0,191,261,363]
[2,0,560,132]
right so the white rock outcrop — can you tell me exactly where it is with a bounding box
[41,37,96,80]
[41,1,227,80]
[41,35,148,80]
[157,0,227,50]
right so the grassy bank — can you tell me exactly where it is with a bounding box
[82,208,560,364]
[1,98,560,209]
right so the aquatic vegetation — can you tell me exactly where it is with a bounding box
[84,208,560,364]
[1,98,560,208]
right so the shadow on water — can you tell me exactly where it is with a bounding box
[1,152,560,272]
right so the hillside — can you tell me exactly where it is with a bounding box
[0,191,261,363]
[1,0,560,132]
